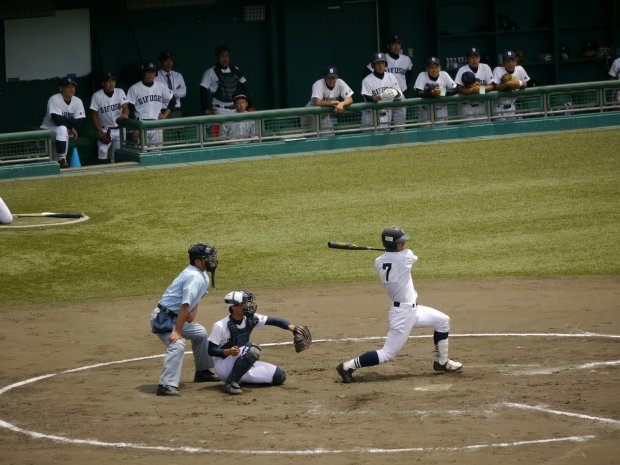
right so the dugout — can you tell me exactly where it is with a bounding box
[0,0,618,154]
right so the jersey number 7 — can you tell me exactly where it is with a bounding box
[382,263,392,281]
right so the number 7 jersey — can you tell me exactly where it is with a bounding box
[374,249,418,304]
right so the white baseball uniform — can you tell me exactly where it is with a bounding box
[366,53,412,126]
[608,57,620,79]
[220,115,258,143]
[208,312,278,383]
[361,71,402,129]
[126,81,173,147]
[413,71,457,123]
[492,65,530,118]
[0,196,12,224]
[40,94,86,161]
[455,63,493,117]
[305,77,354,132]
[89,88,128,161]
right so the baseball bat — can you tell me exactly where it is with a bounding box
[14,212,84,219]
[327,241,385,251]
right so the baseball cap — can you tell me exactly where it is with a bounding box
[142,62,158,72]
[426,56,441,66]
[232,93,247,102]
[59,76,77,87]
[101,72,116,82]
[467,47,481,57]
[323,66,338,77]
[503,50,517,61]
[387,33,402,44]
[158,50,174,61]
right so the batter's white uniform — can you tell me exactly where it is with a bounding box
[373,248,450,364]
[366,53,412,126]
[361,72,402,129]
[305,77,354,133]
[126,81,173,147]
[89,88,128,161]
[209,313,278,383]
[413,71,457,123]
[455,64,493,117]
[155,69,186,114]
[40,94,86,161]
[492,65,530,118]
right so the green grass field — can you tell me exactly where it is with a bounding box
[1,128,618,306]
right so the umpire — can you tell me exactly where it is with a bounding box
[150,243,220,396]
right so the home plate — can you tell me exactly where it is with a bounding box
[410,384,453,392]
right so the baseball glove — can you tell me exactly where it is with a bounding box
[293,325,312,353]
[379,87,401,101]
[501,73,514,83]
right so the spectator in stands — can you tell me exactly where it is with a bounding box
[304,66,354,134]
[155,50,187,118]
[492,50,530,119]
[200,45,255,115]
[219,93,258,143]
[40,76,86,169]
[413,56,457,125]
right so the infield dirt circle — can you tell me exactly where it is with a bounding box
[1,277,618,465]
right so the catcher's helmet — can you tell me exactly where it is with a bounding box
[381,226,410,251]
[461,71,478,86]
[224,289,255,306]
[372,52,388,65]
[188,243,217,270]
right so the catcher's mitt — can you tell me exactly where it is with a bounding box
[501,73,514,83]
[379,87,401,101]
[293,325,312,353]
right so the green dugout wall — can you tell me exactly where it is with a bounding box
[0,0,618,134]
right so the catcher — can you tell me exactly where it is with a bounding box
[208,290,312,395]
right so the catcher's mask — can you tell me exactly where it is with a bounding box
[225,290,257,315]
[381,225,410,251]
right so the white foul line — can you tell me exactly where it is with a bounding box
[501,402,620,428]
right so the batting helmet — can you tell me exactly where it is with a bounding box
[461,71,478,86]
[381,226,410,251]
[372,52,388,65]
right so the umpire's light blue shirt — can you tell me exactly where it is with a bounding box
[159,265,210,314]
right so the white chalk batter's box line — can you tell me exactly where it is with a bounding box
[0,331,618,456]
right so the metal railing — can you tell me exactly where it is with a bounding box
[1,81,619,164]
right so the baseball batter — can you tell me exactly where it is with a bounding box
[89,72,128,163]
[208,290,308,395]
[413,57,457,124]
[361,53,403,129]
[126,62,175,148]
[455,48,494,118]
[40,76,86,168]
[305,66,354,134]
[364,34,413,128]
[337,226,463,383]
[150,243,220,396]
[492,50,530,119]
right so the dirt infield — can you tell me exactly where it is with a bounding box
[1,277,618,465]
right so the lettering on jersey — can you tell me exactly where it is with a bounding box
[371,86,393,96]
[62,111,75,118]
[136,94,164,106]
[98,103,122,114]
[387,67,406,76]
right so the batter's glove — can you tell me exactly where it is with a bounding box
[293,325,312,353]
[379,87,401,102]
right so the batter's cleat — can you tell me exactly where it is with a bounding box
[194,369,220,382]
[156,384,180,396]
[58,158,69,169]
[224,381,243,395]
[433,359,463,373]
[336,363,355,383]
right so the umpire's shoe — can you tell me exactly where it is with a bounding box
[194,369,220,382]
[433,359,463,373]
[336,363,355,383]
[224,381,243,395]
[157,384,180,396]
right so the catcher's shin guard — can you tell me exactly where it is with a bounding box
[227,343,261,383]
[272,366,286,385]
